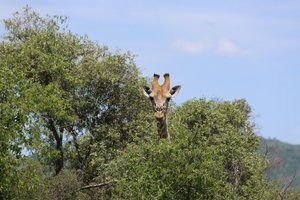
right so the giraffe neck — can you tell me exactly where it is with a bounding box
[156,117,170,140]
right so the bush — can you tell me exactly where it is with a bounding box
[45,170,82,200]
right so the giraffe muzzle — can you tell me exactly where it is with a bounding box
[154,106,166,119]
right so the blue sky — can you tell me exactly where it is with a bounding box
[1,0,300,144]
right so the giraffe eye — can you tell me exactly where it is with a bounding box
[149,96,154,101]
[166,97,171,101]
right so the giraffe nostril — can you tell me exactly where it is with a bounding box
[155,107,164,112]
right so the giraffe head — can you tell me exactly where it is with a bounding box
[143,73,181,120]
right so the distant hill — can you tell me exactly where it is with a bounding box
[260,137,300,189]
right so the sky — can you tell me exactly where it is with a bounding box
[1,0,300,144]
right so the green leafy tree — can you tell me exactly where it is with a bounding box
[0,6,153,199]
[110,99,270,199]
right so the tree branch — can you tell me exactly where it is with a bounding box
[80,180,117,190]
[279,168,298,200]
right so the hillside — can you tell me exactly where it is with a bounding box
[260,138,300,189]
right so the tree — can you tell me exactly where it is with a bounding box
[0,6,153,198]
[110,99,269,199]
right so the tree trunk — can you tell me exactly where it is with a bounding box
[47,118,64,175]
[55,132,64,175]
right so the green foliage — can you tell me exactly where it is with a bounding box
[0,6,152,198]
[11,158,46,200]
[110,99,269,199]
[44,170,83,200]
[1,6,298,200]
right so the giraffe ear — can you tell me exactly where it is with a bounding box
[143,86,152,97]
[170,85,181,98]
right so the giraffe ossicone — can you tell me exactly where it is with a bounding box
[143,73,181,140]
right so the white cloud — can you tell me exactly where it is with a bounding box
[218,39,241,54]
[173,38,246,56]
[173,38,211,54]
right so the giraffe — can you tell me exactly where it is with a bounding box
[143,73,181,140]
